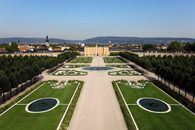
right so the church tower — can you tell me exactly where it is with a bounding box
[45,35,49,43]
[45,35,49,46]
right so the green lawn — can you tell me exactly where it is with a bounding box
[104,57,127,63]
[53,70,87,76]
[70,57,92,63]
[109,70,142,76]
[0,80,83,130]
[113,80,195,130]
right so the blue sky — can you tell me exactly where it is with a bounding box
[0,0,195,40]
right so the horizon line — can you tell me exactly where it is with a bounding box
[0,36,195,41]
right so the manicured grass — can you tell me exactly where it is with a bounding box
[104,57,127,63]
[70,57,92,63]
[112,81,137,130]
[63,64,90,68]
[106,64,129,68]
[53,70,87,76]
[113,80,195,130]
[0,82,44,114]
[59,81,83,130]
[108,70,142,76]
[0,80,83,130]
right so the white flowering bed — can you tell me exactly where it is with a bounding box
[109,70,142,76]
[118,80,148,89]
[48,81,69,89]
[128,81,148,89]
[53,70,87,76]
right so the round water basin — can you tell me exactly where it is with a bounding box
[137,97,171,113]
[25,97,59,113]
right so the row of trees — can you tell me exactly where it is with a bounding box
[183,42,195,52]
[0,51,78,94]
[167,41,182,52]
[142,41,195,52]
[142,44,156,51]
[119,52,195,96]
[0,42,19,53]
[168,41,195,52]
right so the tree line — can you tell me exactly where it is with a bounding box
[142,41,195,52]
[0,52,78,94]
[119,52,195,96]
[0,42,18,53]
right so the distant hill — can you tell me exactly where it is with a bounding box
[0,36,195,44]
[0,37,80,44]
[84,36,195,44]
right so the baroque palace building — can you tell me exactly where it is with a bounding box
[84,45,109,56]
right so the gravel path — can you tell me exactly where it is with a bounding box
[68,57,128,130]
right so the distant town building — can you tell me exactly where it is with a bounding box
[52,47,62,52]
[61,46,70,50]
[48,47,53,51]
[18,44,34,52]
[80,43,85,47]
[157,44,168,50]
[84,45,109,56]
[0,48,7,53]
[37,44,48,52]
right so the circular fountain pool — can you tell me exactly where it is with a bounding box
[25,97,59,113]
[137,97,171,113]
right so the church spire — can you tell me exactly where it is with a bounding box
[45,35,49,43]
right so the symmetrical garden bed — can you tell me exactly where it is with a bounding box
[108,70,142,76]
[53,70,87,76]
[112,80,195,130]
[0,80,83,130]
[63,64,90,68]
[103,57,127,63]
[70,57,92,63]
[106,64,129,68]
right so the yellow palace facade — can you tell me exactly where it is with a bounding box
[84,45,109,56]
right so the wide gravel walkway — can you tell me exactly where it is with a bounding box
[68,56,128,130]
